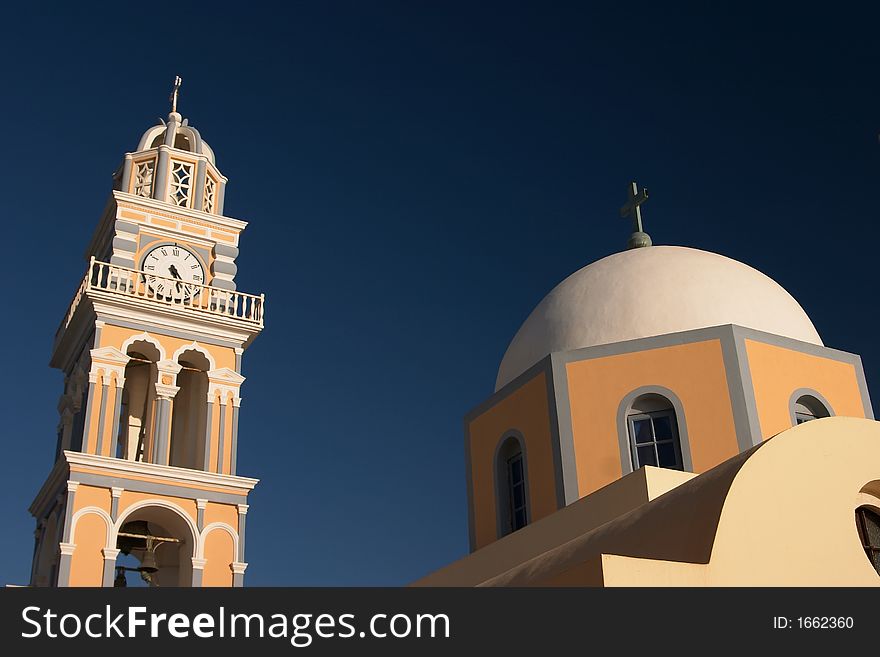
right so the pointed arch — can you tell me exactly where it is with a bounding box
[172,341,216,370]
[121,332,166,361]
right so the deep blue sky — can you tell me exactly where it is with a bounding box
[1,2,878,586]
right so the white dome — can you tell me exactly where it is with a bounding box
[496,246,822,391]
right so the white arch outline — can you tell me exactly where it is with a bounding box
[197,522,240,560]
[173,341,216,371]
[121,332,167,361]
[114,498,200,555]
[70,507,115,549]
[137,125,167,151]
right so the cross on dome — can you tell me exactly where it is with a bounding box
[620,181,652,249]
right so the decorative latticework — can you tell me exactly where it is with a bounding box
[203,175,216,213]
[168,160,194,207]
[133,161,154,198]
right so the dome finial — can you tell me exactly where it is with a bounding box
[169,75,182,114]
[620,181,652,249]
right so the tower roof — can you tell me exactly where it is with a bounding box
[135,111,216,165]
[495,246,822,391]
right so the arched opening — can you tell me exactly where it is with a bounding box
[67,367,88,453]
[173,133,193,151]
[169,349,210,470]
[855,506,880,576]
[496,435,529,537]
[118,341,161,462]
[794,393,831,424]
[114,505,195,587]
[626,393,684,471]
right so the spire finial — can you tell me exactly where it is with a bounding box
[619,181,652,249]
[169,76,182,114]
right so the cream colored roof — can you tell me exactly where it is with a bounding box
[496,245,822,390]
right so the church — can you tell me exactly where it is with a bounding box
[25,85,880,587]
[414,185,880,586]
[28,81,262,587]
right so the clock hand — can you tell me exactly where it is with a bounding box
[167,264,184,294]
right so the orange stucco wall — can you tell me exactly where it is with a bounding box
[203,529,234,586]
[468,371,558,550]
[69,513,106,587]
[744,339,868,439]
[565,339,739,498]
[204,501,239,529]
[74,484,111,514]
[98,324,237,371]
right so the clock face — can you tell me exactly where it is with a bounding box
[141,244,205,298]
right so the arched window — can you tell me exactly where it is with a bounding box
[793,393,831,425]
[855,507,880,575]
[626,393,684,471]
[118,341,161,462]
[496,435,528,536]
[169,349,211,470]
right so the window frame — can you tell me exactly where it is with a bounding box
[627,409,684,471]
[494,433,530,538]
[788,389,833,427]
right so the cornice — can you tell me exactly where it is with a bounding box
[63,451,259,492]
[113,191,247,231]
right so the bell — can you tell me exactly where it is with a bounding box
[140,549,158,573]
[114,568,127,587]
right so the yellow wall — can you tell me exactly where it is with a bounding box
[565,340,739,497]
[69,513,107,587]
[74,484,111,514]
[744,340,868,439]
[63,485,241,587]
[203,529,234,586]
[468,371,558,550]
[98,324,237,371]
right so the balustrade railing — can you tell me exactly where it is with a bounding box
[56,257,264,339]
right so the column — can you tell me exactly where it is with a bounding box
[236,504,248,563]
[57,543,76,588]
[153,360,182,466]
[79,372,99,454]
[231,562,247,588]
[119,153,133,192]
[154,146,170,202]
[216,396,227,473]
[101,548,120,587]
[229,399,241,475]
[196,499,207,532]
[191,558,206,587]
[95,379,110,456]
[215,179,227,215]
[108,375,126,459]
[110,487,123,522]
[202,395,215,472]
[193,159,207,211]
[152,393,176,465]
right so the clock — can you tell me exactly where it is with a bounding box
[141,244,205,298]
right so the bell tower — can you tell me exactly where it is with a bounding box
[28,81,264,587]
